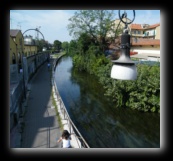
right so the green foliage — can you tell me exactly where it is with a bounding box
[53,40,62,51]
[78,33,96,54]
[61,41,69,52]
[67,40,79,56]
[67,10,117,52]
[72,47,160,113]
[51,89,63,131]
[105,64,160,113]
[35,39,45,52]
[67,13,160,113]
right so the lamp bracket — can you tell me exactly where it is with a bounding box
[118,10,135,25]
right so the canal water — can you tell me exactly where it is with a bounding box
[54,56,160,148]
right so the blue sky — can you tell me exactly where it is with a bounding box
[10,10,160,44]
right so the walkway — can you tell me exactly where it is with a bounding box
[21,57,62,148]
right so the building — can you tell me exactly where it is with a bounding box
[23,35,38,56]
[129,23,160,61]
[10,29,24,71]
[107,18,132,38]
[10,29,25,132]
[107,20,160,61]
[130,23,160,39]
[10,36,17,65]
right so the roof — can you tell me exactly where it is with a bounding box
[10,29,21,37]
[131,38,160,46]
[130,24,143,30]
[146,23,160,29]
[130,23,160,30]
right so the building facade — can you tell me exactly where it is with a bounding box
[10,29,24,71]
[107,20,160,61]
[130,23,160,39]
[23,35,38,56]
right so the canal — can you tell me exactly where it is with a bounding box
[54,56,160,148]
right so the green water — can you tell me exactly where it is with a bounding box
[55,56,160,148]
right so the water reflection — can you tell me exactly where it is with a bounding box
[55,56,160,148]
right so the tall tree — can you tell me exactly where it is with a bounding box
[68,40,78,55]
[53,40,62,51]
[67,10,117,52]
[35,39,45,52]
[61,41,69,52]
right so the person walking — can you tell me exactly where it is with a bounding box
[47,63,50,71]
[57,130,72,148]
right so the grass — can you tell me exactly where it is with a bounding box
[51,89,64,131]
[51,51,66,59]
[49,57,64,131]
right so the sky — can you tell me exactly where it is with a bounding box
[10,10,160,44]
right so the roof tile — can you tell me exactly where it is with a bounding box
[10,29,20,37]
[130,23,160,30]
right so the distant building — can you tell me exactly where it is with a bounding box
[130,23,160,61]
[107,18,132,38]
[23,35,38,56]
[129,23,160,39]
[107,21,160,61]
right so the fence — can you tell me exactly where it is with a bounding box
[23,52,48,84]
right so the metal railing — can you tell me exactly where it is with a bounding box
[10,77,23,113]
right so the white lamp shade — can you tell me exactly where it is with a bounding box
[111,64,137,80]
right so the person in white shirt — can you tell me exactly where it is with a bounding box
[57,130,72,148]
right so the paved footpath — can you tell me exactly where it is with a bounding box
[21,57,62,148]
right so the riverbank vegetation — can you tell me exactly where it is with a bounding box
[65,10,160,113]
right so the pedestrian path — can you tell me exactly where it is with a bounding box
[21,58,62,148]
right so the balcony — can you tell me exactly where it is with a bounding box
[143,30,155,37]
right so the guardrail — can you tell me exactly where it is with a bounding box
[51,54,90,148]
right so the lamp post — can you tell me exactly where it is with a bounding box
[111,10,137,80]
[22,28,45,98]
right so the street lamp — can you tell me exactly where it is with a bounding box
[111,10,137,80]
[22,28,45,98]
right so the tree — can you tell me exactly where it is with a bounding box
[61,41,69,52]
[35,39,45,52]
[53,40,62,51]
[68,40,78,55]
[77,33,96,54]
[67,10,118,52]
